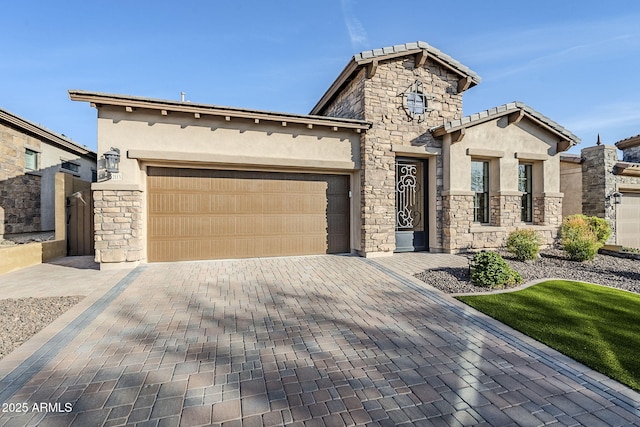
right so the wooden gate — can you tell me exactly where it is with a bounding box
[67,189,94,256]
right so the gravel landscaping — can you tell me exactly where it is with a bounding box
[416,249,640,295]
[0,296,83,360]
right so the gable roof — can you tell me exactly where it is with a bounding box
[310,41,481,115]
[69,90,371,133]
[0,107,95,158]
[430,101,580,152]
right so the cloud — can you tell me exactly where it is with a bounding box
[341,0,368,50]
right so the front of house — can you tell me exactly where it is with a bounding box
[70,41,579,269]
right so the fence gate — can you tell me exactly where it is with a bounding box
[67,189,94,256]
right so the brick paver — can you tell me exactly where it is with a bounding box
[0,253,639,426]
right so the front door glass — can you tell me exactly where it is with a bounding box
[395,159,426,251]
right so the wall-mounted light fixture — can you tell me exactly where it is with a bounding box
[98,147,121,182]
[104,147,121,173]
[610,191,623,205]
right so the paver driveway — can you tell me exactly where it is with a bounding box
[0,254,639,426]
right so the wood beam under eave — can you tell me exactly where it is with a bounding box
[457,76,472,93]
[194,113,200,119]
[508,110,525,125]
[367,59,378,79]
[451,128,465,143]
[161,110,168,116]
[415,51,427,68]
[125,106,133,113]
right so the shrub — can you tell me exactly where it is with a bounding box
[560,214,611,261]
[506,228,542,261]
[470,251,523,289]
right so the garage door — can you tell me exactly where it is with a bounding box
[147,167,350,262]
[617,192,640,249]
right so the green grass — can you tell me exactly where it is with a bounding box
[456,280,640,391]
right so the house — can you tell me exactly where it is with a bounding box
[560,135,640,249]
[0,108,96,240]
[70,41,579,269]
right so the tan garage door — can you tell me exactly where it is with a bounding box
[147,167,350,262]
[617,192,640,249]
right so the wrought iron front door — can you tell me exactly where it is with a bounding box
[395,159,427,252]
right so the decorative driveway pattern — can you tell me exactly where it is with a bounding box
[0,254,639,426]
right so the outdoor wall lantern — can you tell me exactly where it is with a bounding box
[104,147,121,173]
[611,191,623,205]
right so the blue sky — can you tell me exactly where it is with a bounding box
[3,1,640,154]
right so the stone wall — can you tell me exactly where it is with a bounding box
[0,122,42,236]
[94,190,143,264]
[442,194,474,251]
[490,194,521,227]
[319,55,464,255]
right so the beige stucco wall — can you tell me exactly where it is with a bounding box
[445,116,561,194]
[560,160,582,216]
[95,107,362,188]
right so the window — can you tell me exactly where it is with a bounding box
[407,92,425,115]
[471,160,489,223]
[25,149,38,171]
[519,164,533,222]
[61,161,80,173]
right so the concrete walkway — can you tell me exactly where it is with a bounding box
[0,254,638,426]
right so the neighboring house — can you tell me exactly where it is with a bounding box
[0,107,96,239]
[70,41,579,269]
[560,136,640,249]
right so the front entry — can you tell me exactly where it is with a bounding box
[395,159,427,252]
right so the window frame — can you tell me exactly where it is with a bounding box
[25,148,39,171]
[61,160,80,174]
[519,163,533,223]
[471,160,490,224]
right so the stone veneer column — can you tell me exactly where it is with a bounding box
[533,195,562,226]
[442,193,474,252]
[490,194,520,227]
[359,134,396,255]
[581,145,617,243]
[94,190,143,264]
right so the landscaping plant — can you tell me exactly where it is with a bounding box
[560,214,611,261]
[506,228,542,261]
[469,251,522,289]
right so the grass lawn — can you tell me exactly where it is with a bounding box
[456,280,640,391]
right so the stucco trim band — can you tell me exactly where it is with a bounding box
[515,152,549,161]
[127,150,359,171]
[391,145,440,158]
[466,148,505,158]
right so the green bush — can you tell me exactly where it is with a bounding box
[506,228,542,261]
[560,214,611,261]
[470,251,523,289]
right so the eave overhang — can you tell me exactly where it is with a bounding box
[430,101,580,152]
[0,108,95,158]
[615,161,640,177]
[69,90,371,133]
[310,41,481,115]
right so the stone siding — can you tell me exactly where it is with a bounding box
[0,123,42,236]
[319,56,463,255]
[442,194,474,251]
[490,195,520,227]
[94,190,143,264]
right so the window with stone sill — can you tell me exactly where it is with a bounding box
[471,160,489,223]
[519,163,533,222]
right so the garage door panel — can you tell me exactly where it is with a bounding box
[147,168,350,261]
[617,193,640,249]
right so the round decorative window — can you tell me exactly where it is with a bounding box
[401,80,429,122]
